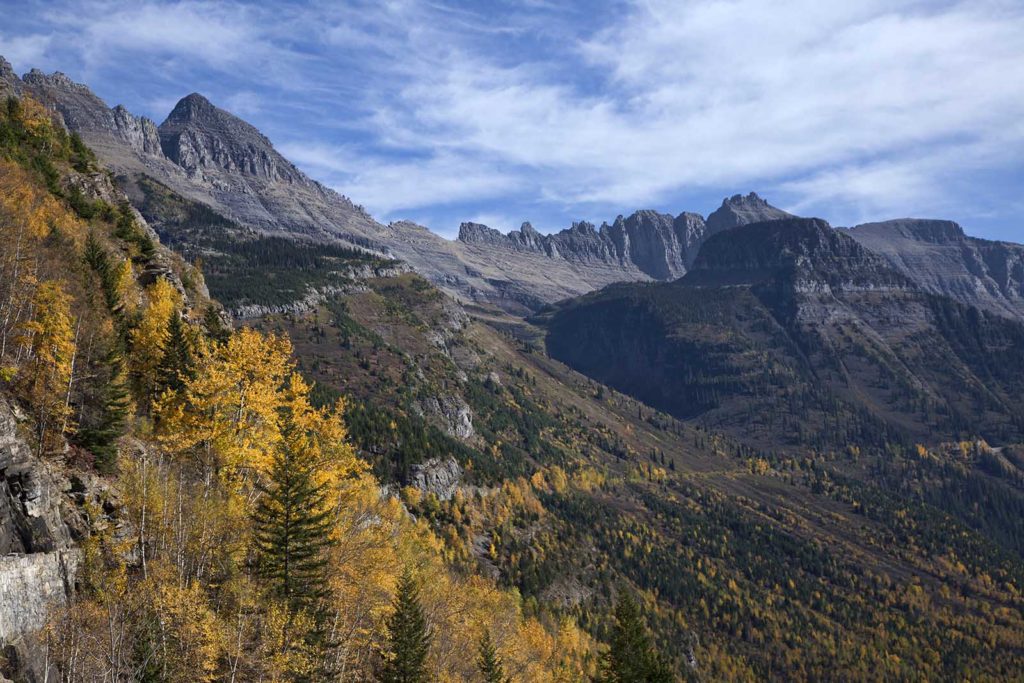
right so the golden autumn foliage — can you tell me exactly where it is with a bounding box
[130,278,181,406]
[17,280,77,451]
[0,161,79,369]
[47,324,591,682]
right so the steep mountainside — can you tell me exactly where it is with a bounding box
[238,231,1024,680]
[541,218,1024,448]
[0,85,597,682]
[3,57,799,313]
[847,218,1024,321]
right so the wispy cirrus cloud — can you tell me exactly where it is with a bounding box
[2,0,1023,240]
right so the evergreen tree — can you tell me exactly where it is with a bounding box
[252,433,334,612]
[155,312,195,396]
[378,568,432,683]
[76,344,130,473]
[477,629,509,683]
[597,593,675,683]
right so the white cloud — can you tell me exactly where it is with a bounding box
[327,0,1024,222]
[278,141,521,218]
[222,90,262,117]
[0,33,52,71]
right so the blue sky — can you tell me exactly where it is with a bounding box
[1,0,1023,242]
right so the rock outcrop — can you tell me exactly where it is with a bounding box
[413,395,475,441]
[408,457,463,501]
[847,219,1024,321]
[0,397,82,674]
[705,192,794,236]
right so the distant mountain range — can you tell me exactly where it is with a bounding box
[540,217,1024,447]
[2,55,1022,322]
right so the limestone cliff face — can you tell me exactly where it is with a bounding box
[159,93,308,184]
[0,397,81,653]
[847,219,1024,321]
[408,457,463,501]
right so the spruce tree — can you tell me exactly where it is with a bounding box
[155,312,195,396]
[477,629,509,683]
[76,345,130,473]
[597,593,675,683]
[378,568,432,683]
[252,435,334,612]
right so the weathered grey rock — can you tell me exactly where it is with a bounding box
[452,208,712,303]
[0,550,79,642]
[0,395,86,682]
[0,398,73,554]
[112,104,162,156]
[413,396,475,441]
[847,219,1024,321]
[0,57,20,96]
[705,192,793,236]
[408,457,463,500]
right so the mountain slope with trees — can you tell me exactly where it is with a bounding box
[0,93,591,682]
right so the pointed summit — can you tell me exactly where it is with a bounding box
[158,92,299,183]
[705,191,793,236]
[163,92,218,124]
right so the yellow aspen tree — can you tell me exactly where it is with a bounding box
[158,327,292,482]
[130,278,181,409]
[17,280,77,452]
[0,162,75,362]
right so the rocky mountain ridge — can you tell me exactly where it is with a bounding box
[847,218,1024,320]
[458,194,791,283]
[542,217,1024,446]
[1,57,797,312]
[8,56,1021,323]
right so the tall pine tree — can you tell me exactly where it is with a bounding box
[252,433,334,612]
[155,312,195,397]
[76,344,130,473]
[477,629,509,683]
[597,593,675,683]
[377,568,432,683]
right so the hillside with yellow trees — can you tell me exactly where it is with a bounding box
[0,95,591,681]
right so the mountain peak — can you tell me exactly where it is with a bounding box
[162,92,225,127]
[706,191,793,235]
[0,56,19,95]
